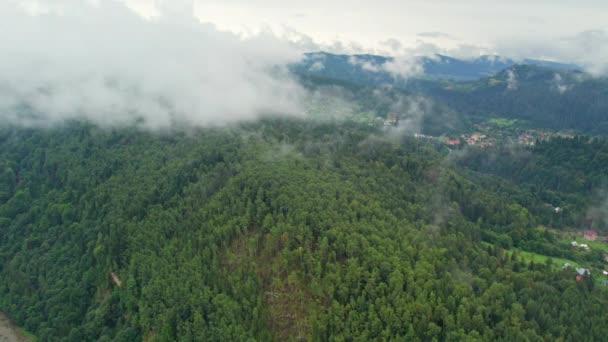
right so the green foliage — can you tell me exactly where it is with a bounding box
[413,66,608,134]
[1,120,607,341]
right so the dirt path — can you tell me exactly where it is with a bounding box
[0,312,26,342]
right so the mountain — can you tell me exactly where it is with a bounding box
[409,65,608,134]
[295,53,608,135]
[2,121,608,340]
[293,51,580,82]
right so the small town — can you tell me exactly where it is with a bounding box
[412,117,577,148]
[558,229,608,285]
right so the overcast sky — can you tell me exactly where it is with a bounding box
[189,0,607,53]
[120,0,608,71]
[2,0,607,128]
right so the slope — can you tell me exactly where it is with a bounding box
[1,120,608,341]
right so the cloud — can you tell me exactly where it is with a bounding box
[586,189,608,229]
[382,57,423,78]
[348,56,422,79]
[416,31,458,40]
[348,56,382,72]
[308,61,325,72]
[380,38,403,53]
[491,29,608,75]
[506,69,518,90]
[552,73,569,94]
[0,0,306,129]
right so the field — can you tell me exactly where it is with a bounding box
[515,249,578,268]
[487,117,518,127]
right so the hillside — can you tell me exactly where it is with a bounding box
[410,65,608,134]
[294,54,608,135]
[293,52,579,82]
[2,121,608,341]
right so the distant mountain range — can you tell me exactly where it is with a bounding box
[292,51,580,82]
[296,52,608,135]
[408,65,608,134]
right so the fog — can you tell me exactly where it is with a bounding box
[0,1,306,129]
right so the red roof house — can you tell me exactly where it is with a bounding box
[584,230,598,241]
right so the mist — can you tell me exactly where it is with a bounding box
[0,1,306,129]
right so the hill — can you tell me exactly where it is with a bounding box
[2,121,608,340]
[293,52,579,82]
[410,65,608,134]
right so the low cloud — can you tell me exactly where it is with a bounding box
[308,61,325,72]
[506,69,518,90]
[383,57,424,79]
[348,56,422,79]
[0,0,306,129]
[586,189,608,229]
[552,73,569,94]
[491,29,608,75]
[380,38,403,53]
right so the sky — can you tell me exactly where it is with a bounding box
[191,0,607,54]
[125,0,608,72]
[0,0,305,129]
[1,0,607,128]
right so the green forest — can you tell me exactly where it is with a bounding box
[1,119,608,341]
[409,66,608,135]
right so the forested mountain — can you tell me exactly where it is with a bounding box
[293,52,579,83]
[410,65,608,134]
[295,53,608,135]
[297,74,470,135]
[2,120,608,341]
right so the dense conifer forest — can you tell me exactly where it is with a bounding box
[1,120,608,341]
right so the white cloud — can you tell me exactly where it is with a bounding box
[552,73,569,94]
[348,56,382,73]
[383,57,423,78]
[0,0,306,129]
[348,56,422,79]
[308,61,325,72]
[506,69,518,90]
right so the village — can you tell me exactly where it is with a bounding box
[560,229,608,286]
[412,117,577,148]
[375,113,608,285]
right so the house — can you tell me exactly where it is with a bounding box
[571,241,590,250]
[559,133,575,139]
[602,270,608,277]
[445,139,461,146]
[414,133,433,139]
[575,268,591,282]
[584,230,598,241]
[562,263,572,269]
[519,133,534,141]
[384,113,399,126]
[470,133,485,141]
[384,119,398,126]
[554,207,562,213]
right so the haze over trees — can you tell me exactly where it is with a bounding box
[1,120,608,341]
[2,2,608,341]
